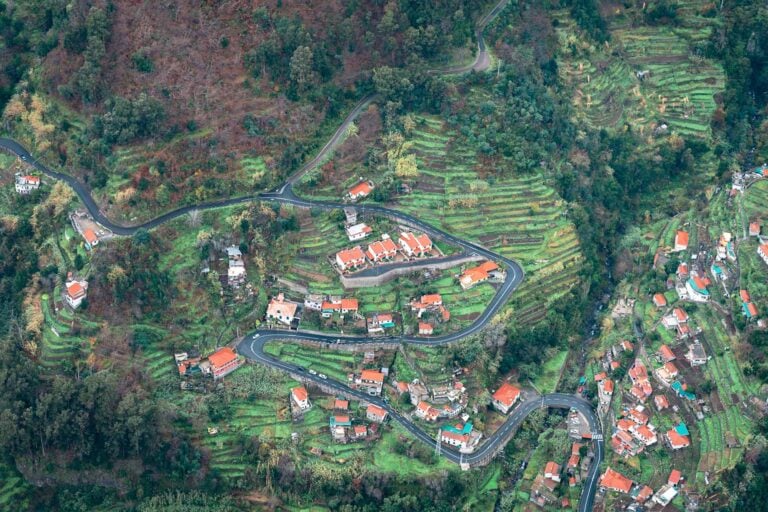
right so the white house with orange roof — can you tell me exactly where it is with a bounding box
[207,347,244,380]
[64,277,88,309]
[15,173,40,194]
[414,401,439,421]
[81,228,99,250]
[459,261,503,290]
[418,322,433,335]
[290,386,312,411]
[345,223,372,242]
[366,404,388,423]
[336,246,367,271]
[758,244,768,266]
[491,382,521,414]
[266,293,298,325]
[357,369,385,395]
[673,230,689,252]
[366,236,398,262]
[410,293,444,318]
[347,180,374,201]
[398,231,432,258]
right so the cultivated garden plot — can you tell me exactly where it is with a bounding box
[555,2,724,139]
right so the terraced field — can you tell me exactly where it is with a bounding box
[556,2,724,139]
[394,115,583,326]
[38,293,98,369]
[0,463,29,510]
[696,406,751,482]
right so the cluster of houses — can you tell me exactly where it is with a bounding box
[304,294,360,319]
[289,385,388,444]
[410,293,450,336]
[598,467,684,508]
[530,442,591,508]
[659,306,708,366]
[347,180,374,202]
[610,405,657,457]
[14,172,41,194]
[740,289,759,321]
[328,400,388,443]
[176,346,244,382]
[334,230,435,272]
[395,378,468,424]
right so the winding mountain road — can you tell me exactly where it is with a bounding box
[0,0,603,509]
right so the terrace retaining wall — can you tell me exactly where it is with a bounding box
[341,253,485,289]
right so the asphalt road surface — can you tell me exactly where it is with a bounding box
[0,0,603,508]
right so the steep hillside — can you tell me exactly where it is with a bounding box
[2,0,487,222]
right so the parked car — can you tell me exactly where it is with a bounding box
[319,373,328,380]
[309,369,317,375]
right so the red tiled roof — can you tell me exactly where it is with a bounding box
[341,298,358,310]
[349,181,372,197]
[396,381,409,393]
[594,372,607,382]
[209,347,238,368]
[664,362,679,375]
[634,425,655,441]
[361,369,384,383]
[354,425,367,435]
[760,243,768,256]
[659,344,675,361]
[292,386,308,402]
[748,302,759,316]
[621,340,634,351]
[602,379,614,393]
[653,293,667,306]
[677,262,689,275]
[750,222,760,234]
[616,419,634,431]
[741,290,751,302]
[367,238,398,259]
[610,361,620,370]
[693,275,708,290]
[419,322,433,333]
[478,261,499,273]
[334,399,349,410]
[544,461,560,476]
[668,469,682,485]
[66,282,86,299]
[83,228,98,244]
[599,467,633,493]
[337,246,366,265]
[654,395,669,409]
[667,430,690,448]
[673,308,688,322]
[567,454,580,468]
[421,294,442,305]
[492,382,521,407]
[635,485,653,503]
[675,230,689,248]
[367,404,387,419]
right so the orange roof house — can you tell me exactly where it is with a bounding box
[208,347,243,379]
[398,231,433,257]
[599,467,633,494]
[82,228,99,248]
[366,404,388,423]
[750,222,761,237]
[668,469,683,485]
[658,344,676,362]
[654,395,670,410]
[459,261,500,289]
[336,246,367,270]
[594,372,607,382]
[366,238,398,262]
[674,230,689,251]
[653,293,667,308]
[348,181,373,200]
[740,289,751,302]
[361,369,385,383]
[418,322,433,335]
[334,399,349,410]
[492,382,521,413]
[66,281,86,300]
[666,429,690,450]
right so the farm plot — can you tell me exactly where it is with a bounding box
[264,342,363,382]
[392,114,583,326]
[555,4,724,139]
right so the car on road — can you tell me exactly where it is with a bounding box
[309,369,317,375]
[318,373,327,379]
